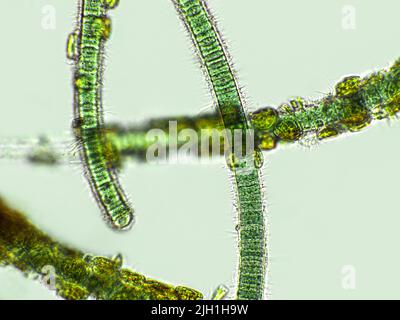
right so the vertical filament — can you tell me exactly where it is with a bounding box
[173,0,267,300]
[69,0,134,229]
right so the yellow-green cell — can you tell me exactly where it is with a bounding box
[317,126,339,140]
[273,117,303,141]
[102,0,119,9]
[335,76,361,97]
[250,107,278,131]
[338,103,372,132]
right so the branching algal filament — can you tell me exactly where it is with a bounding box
[68,0,134,230]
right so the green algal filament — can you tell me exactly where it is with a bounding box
[173,0,267,300]
[0,197,202,300]
[69,0,134,229]
[3,57,400,167]
[255,60,400,144]
[110,59,400,160]
[3,58,400,167]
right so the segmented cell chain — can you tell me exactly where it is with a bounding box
[173,0,267,300]
[68,0,134,230]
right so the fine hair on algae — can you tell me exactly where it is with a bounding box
[2,0,400,301]
[172,0,267,300]
[67,0,134,230]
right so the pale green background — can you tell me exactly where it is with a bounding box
[1,0,400,299]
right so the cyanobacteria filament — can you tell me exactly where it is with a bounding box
[173,0,267,300]
[68,0,134,229]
